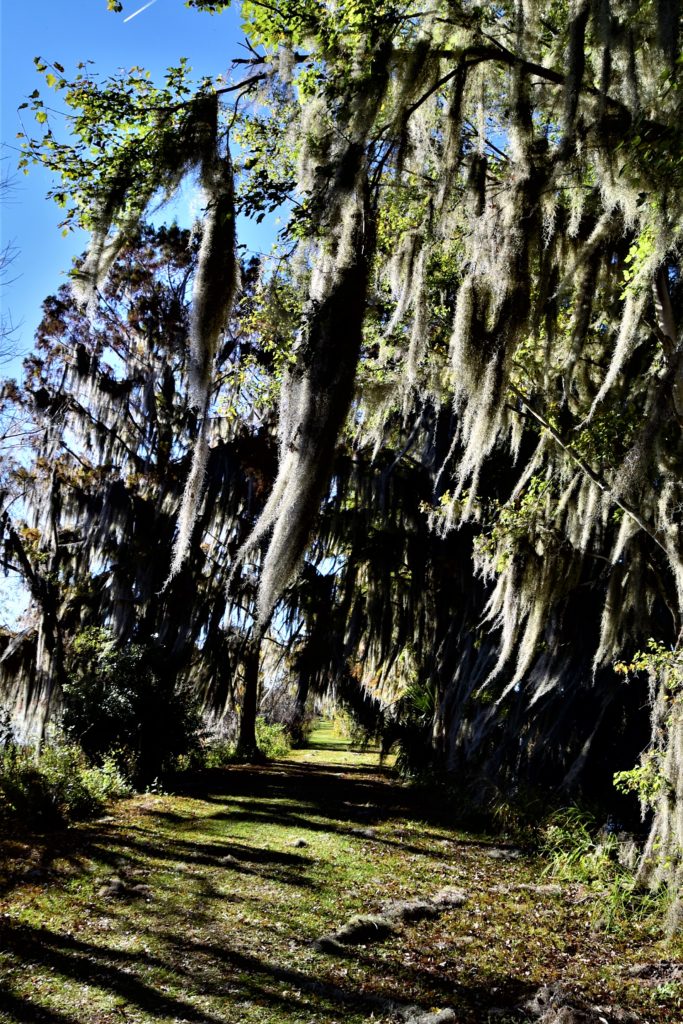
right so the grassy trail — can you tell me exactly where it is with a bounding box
[0,722,680,1023]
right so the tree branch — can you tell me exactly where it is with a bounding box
[508,383,669,556]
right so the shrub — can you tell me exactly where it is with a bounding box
[259,679,316,745]
[201,715,291,765]
[203,739,236,769]
[0,745,59,828]
[0,738,130,828]
[255,718,291,758]
[34,743,130,819]
[333,707,377,751]
[541,807,608,882]
[541,806,662,933]
[62,627,202,785]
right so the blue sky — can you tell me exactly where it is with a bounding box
[0,0,251,376]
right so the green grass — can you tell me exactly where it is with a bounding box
[288,719,387,764]
[0,721,680,1023]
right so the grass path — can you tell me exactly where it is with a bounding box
[0,722,680,1023]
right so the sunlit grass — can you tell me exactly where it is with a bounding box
[0,721,680,1023]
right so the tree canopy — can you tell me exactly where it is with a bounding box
[2,0,683,927]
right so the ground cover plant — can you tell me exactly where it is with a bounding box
[0,705,130,830]
[0,722,681,1024]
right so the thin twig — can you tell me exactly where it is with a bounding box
[509,383,669,556]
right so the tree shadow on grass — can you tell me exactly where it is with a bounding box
[198,764,407,822]
[0,753,539,1023]
[302,738,372,751]
[0,822,131,899]
[196,759,466,831]
[0,811,318,901]
[0,919,227,1024]
[0,916,537,1024]
[198,801,479,864]
[156,930,539,1021]
[0,991,80,1024]
[186,761,509,864]
[106,827,318,893]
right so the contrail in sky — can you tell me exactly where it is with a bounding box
[123,0,159,23]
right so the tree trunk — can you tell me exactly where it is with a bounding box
[35,580,65,749]
[235,639,263,762]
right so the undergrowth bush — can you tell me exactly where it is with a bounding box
[486,788,547,842]
[63,627,202,785]
[0,733,130,828]
[202,716,291,766]
[541,807,664,933]
[333,707,378,751]
[255,718,291,758]
[542,807,607,880]
[259,679,316,745]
